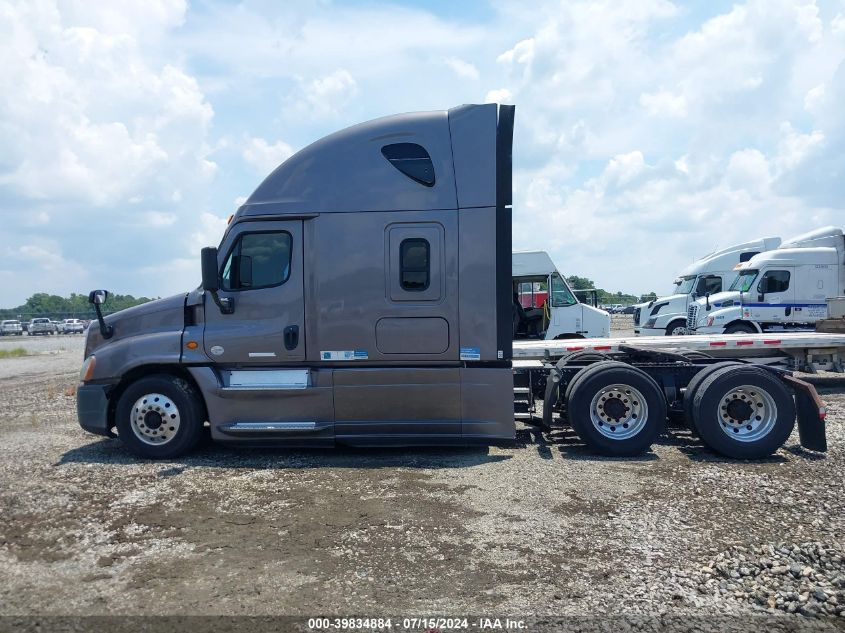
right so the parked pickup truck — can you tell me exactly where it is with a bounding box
[60,319,85,335]
[28,318,56,335]
[0,320,23,336]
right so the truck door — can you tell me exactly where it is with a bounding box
[790,264,835,324]
[548,273,582,336]
[748,269,794,323]
[203,220,305,364]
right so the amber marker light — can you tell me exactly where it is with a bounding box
[80,355,96,382]
[186,341,199,350]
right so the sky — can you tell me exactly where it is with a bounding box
[1,0,844,306]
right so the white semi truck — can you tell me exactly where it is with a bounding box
[687,227,845,339]
[633,237,781,336]
[512,251,610,340]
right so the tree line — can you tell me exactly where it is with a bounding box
[3,277,656,322]
[566,275,657,306]
[0,293,155,321]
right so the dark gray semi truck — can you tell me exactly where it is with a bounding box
[76,103,828,460]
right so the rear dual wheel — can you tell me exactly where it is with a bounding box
[566,361,666,456]
[688,365,795,459]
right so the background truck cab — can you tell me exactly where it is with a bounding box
[688,226,845,335]
[634,236,781,336]
[512,250,610,339]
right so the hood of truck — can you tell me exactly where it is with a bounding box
[582,304,611,336]
[695,303,742,328]
[84,293,186,358]
[691,290,741,311]
[642,293,688,319]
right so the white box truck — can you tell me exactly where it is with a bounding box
[687,226,845,337]
[512,251,610,340]
[633,237,781,336]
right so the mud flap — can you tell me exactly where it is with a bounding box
[782,375,827,452]
[543,367,560,428]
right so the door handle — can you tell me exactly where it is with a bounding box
[283,325,299,350]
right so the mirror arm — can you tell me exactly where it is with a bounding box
[93,302,114,339]
[208,290,234,315]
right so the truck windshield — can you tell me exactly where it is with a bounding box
[550,274,577,307]
[729,270,758,292]
[673,276,696,294]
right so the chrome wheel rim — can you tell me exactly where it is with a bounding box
[669,325,686,336]
[717,385,777,442]
[589,383,648,440]
[130,393,180,445]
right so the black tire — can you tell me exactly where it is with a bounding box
[691,365,795,459]
[114,374,206,459]
[724,322,757,334]
[682,361,743,433]
[679,350,712,360]
[556,350,611,368]
[566,361,666,456]
[665,320,687,336]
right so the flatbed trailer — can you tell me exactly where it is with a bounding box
[511,332,832,459]
[514,332,845,371]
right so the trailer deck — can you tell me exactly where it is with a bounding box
[513,332,845,371]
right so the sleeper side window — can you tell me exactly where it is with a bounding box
[400,238,430,291]
[760,270,790,293]
[221,231,292,290]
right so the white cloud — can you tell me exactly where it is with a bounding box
[774,123,825,172]
[190,212,229,254]
[485,88,513,103]
[242,138,295,175]
[497,38,535,70]
[804,84,825,114]
[295,69,358,119]
[139,211,178,227]
[444,57,480,80]
[639,90,687,118]
[0,2,215,208]
[1,0,845,305]
[603,151,648,186]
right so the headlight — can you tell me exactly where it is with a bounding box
[645,318,657,328]
[79,355,96,382]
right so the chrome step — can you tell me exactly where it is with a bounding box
[219,421,331,435]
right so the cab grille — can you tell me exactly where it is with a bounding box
[687,304,699,332]
[633,307,641,326]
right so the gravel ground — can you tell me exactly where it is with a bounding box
[0,335,844,629]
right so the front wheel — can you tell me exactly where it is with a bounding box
[724,322,757,334]
[691,365,795,459]
[665,320,687,336]
[566,361,666,456]
[114,374,206,459]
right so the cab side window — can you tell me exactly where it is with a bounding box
[222,231,292,290]
[697,276,722,295]
[760,270,790,293]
